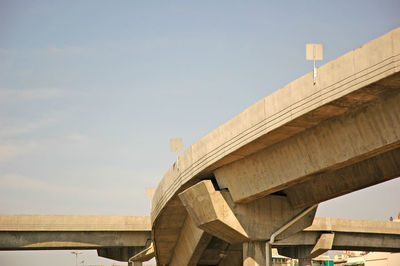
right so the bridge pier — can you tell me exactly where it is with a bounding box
[298,258,312,266]
[151,28,400,265]
[278,246,312,266]
[243,241,272,266]
[179,180,317,265]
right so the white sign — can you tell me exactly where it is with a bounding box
[170,138,183,152]
[306,43,323,61]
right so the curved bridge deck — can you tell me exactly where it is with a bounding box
[151,28,400,265]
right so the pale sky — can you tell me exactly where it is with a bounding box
[0,1,399,266]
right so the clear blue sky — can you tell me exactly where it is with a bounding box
[0,1,399,265]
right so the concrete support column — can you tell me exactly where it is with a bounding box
[278,246,313,266]
[298,258,312,266]
[243,241,272,266]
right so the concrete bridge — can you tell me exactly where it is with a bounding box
[1,29,399,266]
[0,214,151,266]
[151,28,400,266]
[209,218,400,266]
[1,214,400,266]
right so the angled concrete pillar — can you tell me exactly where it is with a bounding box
[179,180,317,243]
[309,233,334,258]
[178,180,249,243]
[169,215,212,266]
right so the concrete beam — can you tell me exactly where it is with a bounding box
[0,214,151,262]
[151,28,400,265]
[309,233,334,258]
[275,231,400,252]
[0,231,150,250]
[273,218,400,253]
[0,214,150,231]
[129,243,155,262]
[179,180,316,242]
[306,217,400,235]
[179,180,249,243]
[285,147,400,208]
[169,216,213,266]
[215,90,400,204]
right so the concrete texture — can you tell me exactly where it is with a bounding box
[275,218,400,252]
[308,233,334,258]
[215,90,400,204]
[179,180,316,242]
[151,28,400,265]
[2,214,399,264]
[243,241,267,266]
[0,214,151,262]
[0,214,150,231]
[129,244,155,263]
[174,217,400,265]
[179,180,249,243]
[169,216,212,266]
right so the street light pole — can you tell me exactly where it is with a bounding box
[71,251,83,266]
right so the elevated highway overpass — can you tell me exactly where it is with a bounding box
[151,28,400,265]
[0,214,151,266]
[1,215,400,266]
[216,218,400,266]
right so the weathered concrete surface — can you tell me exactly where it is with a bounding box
[0,231,150,250]
[169,216,212,266]
[305,217,400,235]
[179,180,316,242]
[191,218,400,265]
[151,28,400,265]
[129,243,155,262]
[179,180,249,243]
[0,214,150,231]
[309,233,334,258]
[275,218,400,252]
[243,241,267,266]
[215,91,400,204]
[0,214,151,262]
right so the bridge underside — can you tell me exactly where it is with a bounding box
[152,28,400,266]
[178,218,400,266]
[0,215,152,263]
[154,73,400,266]
[215,84,400,206]
[0,231,150,262]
